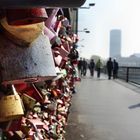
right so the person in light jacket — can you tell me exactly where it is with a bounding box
[96,59,102,78]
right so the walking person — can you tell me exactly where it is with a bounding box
[106,57,113,80]
[113,59,119,79]
[96,59,102,78]
[81,58,88,76]
[89,59,95,77]
[78,57,83,76]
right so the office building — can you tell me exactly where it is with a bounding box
[110,29,121,57]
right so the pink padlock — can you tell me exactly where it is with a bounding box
[45,8,59,28]
[44,27,56,44]
[53,50,63,67]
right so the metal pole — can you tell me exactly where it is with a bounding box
[126,67,129,82]
[76,8,78,34]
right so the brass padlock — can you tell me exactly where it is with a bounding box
[0,85,24,122]
[22,94,36,110]
[0,18,45,45]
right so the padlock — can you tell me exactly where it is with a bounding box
[15,83,44,103]
[44,101,57,112]
[48,125,59,139]
[58,26,67,37]
[14,83,28,92]
[54,20,62,36]
[6,118,22,131]
[0,18,45,45]
[26,119,44,140]
[11,131,25,140]
[44,27,62,46]
[0,34,56,84]
[21,124,30,136]
[53,50,68,69]
[62,17,70,28]
[22,84,44,103]
[33,103,41,113]
[59,58,68,69]
[53,45,69,58]
[6,8,48,25]
[21,94,36,110]
[45,8,59,29]
[0,85,24,122]
[53,51,63,67]
[43,95,51,104]
[27,119,44,129]
[57,99,64,105]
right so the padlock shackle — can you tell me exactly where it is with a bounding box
[12,84,18,95]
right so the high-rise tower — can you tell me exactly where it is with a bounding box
[110,29,121,57]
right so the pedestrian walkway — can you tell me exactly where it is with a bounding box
[65,72,140,140]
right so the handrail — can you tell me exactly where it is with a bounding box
[118,66,140,85]
[102,66,140,85]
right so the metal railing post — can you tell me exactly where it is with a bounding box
[126,67,129,82]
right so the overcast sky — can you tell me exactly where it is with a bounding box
[78,0,140,59]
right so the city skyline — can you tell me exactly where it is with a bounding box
[78,0,140,59]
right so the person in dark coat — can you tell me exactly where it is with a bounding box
[89,59,95,77]
[81,58,88,76]
[106,57,113,79]
[113,59,119,79]
[78,57,83,75]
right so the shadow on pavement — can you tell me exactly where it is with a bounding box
[128,103,140,109]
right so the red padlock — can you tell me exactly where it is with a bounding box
[6,8,48,25]
[15,83,44,103]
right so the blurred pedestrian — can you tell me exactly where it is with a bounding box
[96,59,102,78]
[78,57,83,76]
[81,58,88,76]
[106,57,113,79]
[113,59,119,79]
[89,59,95,77]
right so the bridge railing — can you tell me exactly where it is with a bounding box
[118,66,140,85]
[101,66,140,85]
